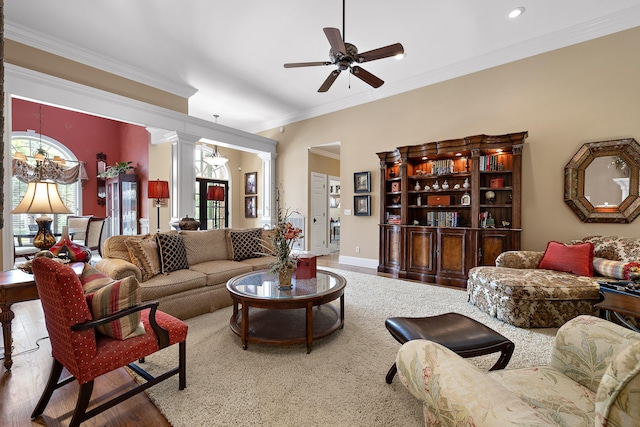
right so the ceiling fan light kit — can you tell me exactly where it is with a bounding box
[284,1,404,92]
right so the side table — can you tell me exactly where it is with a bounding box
[595,287,640,333]
[0,268,39,370]
[1,263,84,370]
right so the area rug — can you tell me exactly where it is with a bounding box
[139,269,557,426]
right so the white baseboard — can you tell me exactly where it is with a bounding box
[338,255,379,269]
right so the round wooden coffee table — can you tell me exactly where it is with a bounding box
[226,269,346,353]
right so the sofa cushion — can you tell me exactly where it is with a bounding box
[468,267,601,327]
[125,236,161,282]
[227,228,263,261]
[156,233,189,273]
[582,236,640,262]
[138,269,207,301]
[469,267,600,301]
[538,241,594,276]
[189,260,253,286]
[240,255,277,271]
[489,366,596,425]
[102,234,151,262]
[86,276,146,340]
[180,229,229,265]
[80,263,114,294]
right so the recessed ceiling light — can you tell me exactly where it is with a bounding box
[508,7,525,19]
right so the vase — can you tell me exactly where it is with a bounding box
[179,215,201,230]
[278,265,295,290]
[50,226,92,262]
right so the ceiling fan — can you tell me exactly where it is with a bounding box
[284,0,405,92]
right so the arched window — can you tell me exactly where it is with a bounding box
[11,131,82,236]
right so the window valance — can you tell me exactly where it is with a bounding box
[12,158,89,184]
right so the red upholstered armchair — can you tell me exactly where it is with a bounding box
[31,257,188,427]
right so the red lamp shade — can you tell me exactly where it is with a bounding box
[207,186,225,202]
[148,180,170,199]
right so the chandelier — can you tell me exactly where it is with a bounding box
[13,148,66,182]
[204,145,229,167]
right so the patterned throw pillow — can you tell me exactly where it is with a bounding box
[593,257,628,279]
[86,276,145,340]
[156,233,189,273]
[79,263,114,294]
[125,237,162,281]
[228,228,263,261]
[538,241,594,276]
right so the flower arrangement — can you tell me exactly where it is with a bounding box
[264,190,303,277]
[268,209,303,276]
[623,261,640,281]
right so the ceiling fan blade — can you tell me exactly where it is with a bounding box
[357,43,405,63]
[318,70,341,92]
[350,66,384,88]
[284,61,332,68]
[323,27,346,56]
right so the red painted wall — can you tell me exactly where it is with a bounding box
[11,98,149,219]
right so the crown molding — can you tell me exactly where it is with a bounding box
[4,64,276,155]
[309,146,340,160]
[249,5,640,133]
[4,21,198,99]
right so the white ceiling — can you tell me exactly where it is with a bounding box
[6,1,640,135]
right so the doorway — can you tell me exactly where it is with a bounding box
[309,172,329,255]
[329,175,340,252]
[195,178,228,229]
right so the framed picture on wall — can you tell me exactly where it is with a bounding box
[354,195,371,216]
[354,171,370,193]
[245,196,257,218]
[245,172,257,195]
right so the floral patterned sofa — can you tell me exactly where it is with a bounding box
[467,236,640,328]
[396,315,640,427]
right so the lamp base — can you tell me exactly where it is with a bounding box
[33,214,56,250]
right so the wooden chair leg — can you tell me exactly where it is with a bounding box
[179,340,187,390]
[69,381,94,427]
[385,363,397,384]
[31,359,64,419]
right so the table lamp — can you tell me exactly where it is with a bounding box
[12,181,73,249]
[148,179,170,233]
[207,185,225,229]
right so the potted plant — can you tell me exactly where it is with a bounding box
[97,161,134,179]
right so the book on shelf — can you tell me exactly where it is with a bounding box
[426,211,459,227]
[387,214,401,225]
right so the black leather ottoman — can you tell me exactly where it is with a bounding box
[385,312,515,383]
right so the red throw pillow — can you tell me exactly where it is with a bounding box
[538,241,594,276]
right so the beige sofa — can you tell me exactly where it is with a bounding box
[96,228,275,319]
[468,236,640,328]
[397,315,640,426]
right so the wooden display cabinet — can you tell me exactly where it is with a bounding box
[106,173,139,236]
[377,131,528,288]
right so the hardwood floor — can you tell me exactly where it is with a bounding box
[1,253,376,426]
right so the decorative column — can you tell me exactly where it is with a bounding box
[148,128,201,227]
[258,151,277,229]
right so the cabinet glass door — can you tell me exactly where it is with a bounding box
[108,181,120,237]
[121,180,138,235]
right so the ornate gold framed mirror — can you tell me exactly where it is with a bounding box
[565,138,640,223]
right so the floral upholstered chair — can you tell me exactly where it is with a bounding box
[396,315,640,426]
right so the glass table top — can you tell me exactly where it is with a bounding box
[227,269,345,300]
